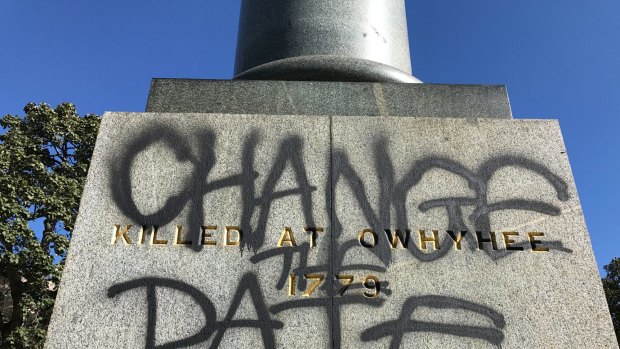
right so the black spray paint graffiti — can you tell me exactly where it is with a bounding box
[111,125,316,254]
[108,125,571,347]
[107,274,282,349]
[332,137,573,265]
[111,125,248,253]
[360,295,506,348]
[238,131,317,253]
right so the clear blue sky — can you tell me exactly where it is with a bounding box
[1,0,618,274]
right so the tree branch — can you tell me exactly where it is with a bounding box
[41,219,56,255]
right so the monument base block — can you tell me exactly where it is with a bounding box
[146,79,513,119]
[46,110,617,348]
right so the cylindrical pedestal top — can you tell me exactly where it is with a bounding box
[234,0,420,83]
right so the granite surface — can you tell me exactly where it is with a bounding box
[146,79,512,118]
[331,116,617,348]
[46,113,617,348]
[46,112,332,348]
[234,0,413,82]
[233,56,422,83]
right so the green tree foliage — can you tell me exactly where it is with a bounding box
[603,258,620,343]
[0,103,100,348]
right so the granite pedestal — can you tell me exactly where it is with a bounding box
[45,81,617,348]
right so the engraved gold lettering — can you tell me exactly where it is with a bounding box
[112,224,133,245]
[447,230,467,250]
[528,232,549,252]
[336,275,354,296]
[503,232,523,251]
[174,225,192,246]
[418,229,440,250]
[358,229,378,248]
[200,225,217,246]
[277,227,297,247]
[150,225,167,245]
[304,227,324,248]
[303,274,325,297]
[224,226,242,246]
[384,229,410,249]
[138,225,147,245]
[476,231,497,250]
[363,276,380,298]
[288,274,297,296]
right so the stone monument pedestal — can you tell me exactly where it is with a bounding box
[45,79,617,348]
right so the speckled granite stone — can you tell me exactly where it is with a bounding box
[234,0,415,82]
[147,79,512,119]
[45,113,617,348]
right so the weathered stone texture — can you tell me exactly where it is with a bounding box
[46,113,331,348]
[146,79,512,119]
[45,113,617,348]
[331,117,616,348]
